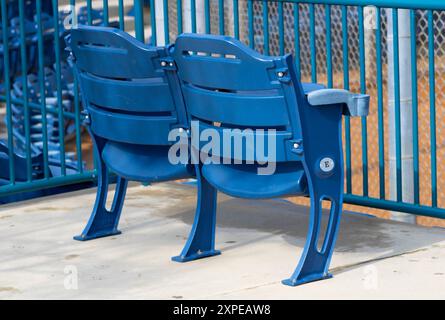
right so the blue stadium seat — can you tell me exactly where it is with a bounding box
[172,33,370,286]
[68,26,199,241]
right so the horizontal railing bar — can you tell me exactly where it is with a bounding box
[0,96,79,121]
[0,171,97,197]
[344,194,445,220]
[264,0,445,11]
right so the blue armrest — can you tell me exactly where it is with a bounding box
[307,88,370,117]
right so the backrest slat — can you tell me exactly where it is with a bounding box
[80,73,175,113]
[174,34,280,91]
[71,26,162,79]
[183,84,289,127]
[89,105,177,145]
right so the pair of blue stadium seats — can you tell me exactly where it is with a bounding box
[69,26,369,286]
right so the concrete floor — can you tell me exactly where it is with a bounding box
[0,182,444,300]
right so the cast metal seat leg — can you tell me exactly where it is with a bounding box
[172,164,221,262]
[282,186,342,286]
[283,97,346,286]
[74,133,128,241]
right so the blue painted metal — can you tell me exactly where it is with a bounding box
[278,1,284,55]
[1,0,15,184]
[191,0,197,33]
[52,0,66,176]
[150,0,157,45]
[392,9,402,202]
[309,4,316,83]
[172,33,369,286]
[325,5,332,88]
[428,10,437,207]
[410,9,419,204]
[341,5,352,195]
[118,0,125,30]
[293,4,301,78]
[233,0,239,39]
[376,8,385,199]
[18,0,32,181]
[177,0,183,34]
[69,26,193,241]
[219,0,225,35]
[171,166,221,262]
[134,0,145,42]
[263,1,269,54]
[358,6,368,197]
[248,0,254,48]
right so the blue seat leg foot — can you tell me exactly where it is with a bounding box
[74,134,128,241]
[74,175,128,241]
[172,165,220,262]
[282,187,342,286]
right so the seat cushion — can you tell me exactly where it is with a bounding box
[202,162,308,199]
[102,141,193,183]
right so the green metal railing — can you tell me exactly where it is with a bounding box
[1,0,445,221]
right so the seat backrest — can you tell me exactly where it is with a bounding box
[70,26,187,146]
[173,33,307,163]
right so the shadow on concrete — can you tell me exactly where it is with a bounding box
[152,189,445,274]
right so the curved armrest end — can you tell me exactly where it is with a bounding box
[307,89,370,117]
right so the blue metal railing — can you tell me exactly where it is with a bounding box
[0,0,445,220]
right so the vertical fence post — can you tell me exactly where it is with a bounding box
[387,9,416,224]
[183,0,205,33]
[118,0,125,30]
[36,0,50,178]
[134,0,145,42]
[1,0,16,184]
[18,0,33,181]
[103,0,109,25]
